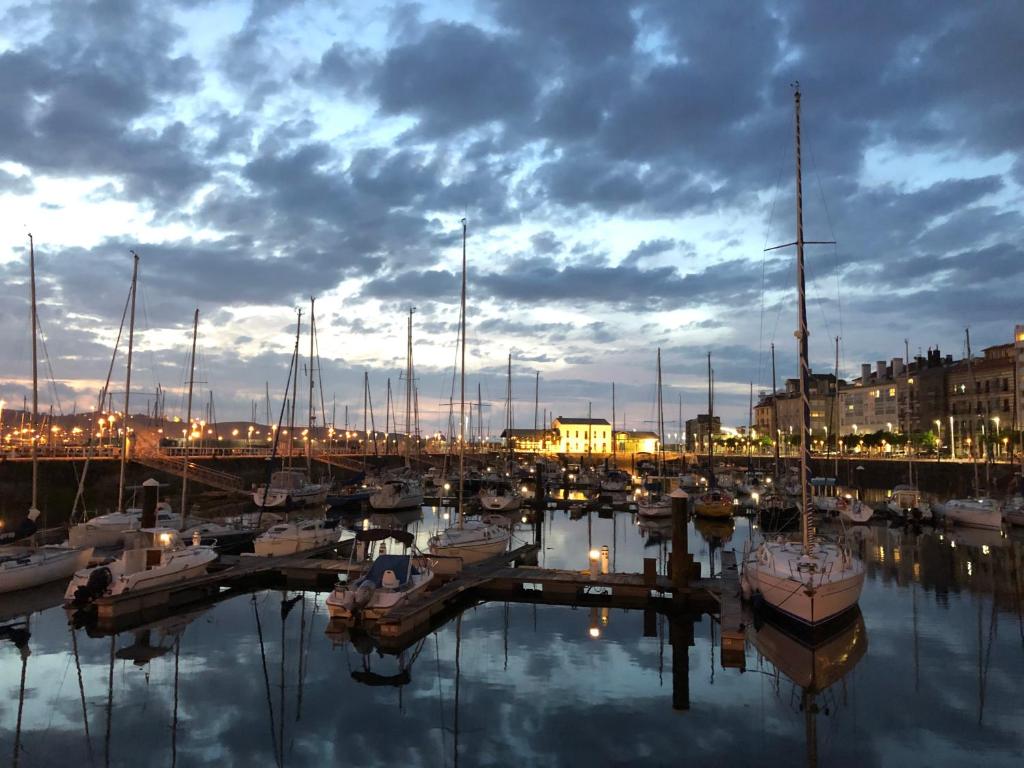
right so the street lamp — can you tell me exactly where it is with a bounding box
[934,419,942,460]
[992,416,1000,458]
[949,415,955,459]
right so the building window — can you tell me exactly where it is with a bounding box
[888,387,896,397]
[872,390,880,398]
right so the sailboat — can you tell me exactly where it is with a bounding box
[638,349,673,518]
[742,85,865,626]
[480,353,524,512]
[694,353,735,518]
[252,302,329,509]
[428,219,511,564]
[1,234,93,593]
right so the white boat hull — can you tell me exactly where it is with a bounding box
[479,492,522,512]
[0,546,94,593]
[938,500,1002,531]
[743,543,865,626]
[326,570,433,620]
[252,529,336,556]
[637,500,673,518]
[65,547,217,604]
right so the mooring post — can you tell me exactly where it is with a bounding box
[669,614,694,711]
[141,478,159,528]
[670,488,692,595]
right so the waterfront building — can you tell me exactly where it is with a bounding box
[615,430,660,456]
[948,342,1018,458]
[551,417,612,456]
[500,428,557,454]
[753,373,839,448]
[685,414,721,453]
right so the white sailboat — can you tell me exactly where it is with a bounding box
[428,219,511,564]
[638,349,673,519]
[935,497,1003,530]
[742,85,865,626]
[0,234,93,593]
[369,477,424,511]
[251,517,339,556]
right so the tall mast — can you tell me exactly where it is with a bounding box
[772,343,780,479]
[288,309,302,469]
[117,252,139,515]
[181,308,199,526]
[385,378,392,455]
[406,307,415,452]
[904,337,912,486]
[793,86,814,553]
[506,352,513,465]
[748,383,753,464]
[28,234,38,515]
[533,371,539,451]
[707,351,714,487]
[966,328,979,494]
[477,382,483,449]
[587,400,593,468]
[612,383,617,463]
[833,336,840,478]
[308,297,316,470]
[458,218,467,528]
[362,372,369,469]
[657,349,664,477]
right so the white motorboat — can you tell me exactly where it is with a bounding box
[636,488,674,518]
[936,498,1003,531]
[369,478,424,511]
[838,497,873,525]
[253,469,329,508]
[251,518,339,556]
[65,528,217,606]
[599,469,631,492]
[740,87,865,627]
[1,544,94,594]
[326,530,433,620]
[68,502,180,548]
[885,485,932,522]
[479,484,523,512]
[428,518,509,565]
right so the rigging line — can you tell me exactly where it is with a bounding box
[806,130,845,344]
[758,130,792,389]
[34,312,65,415]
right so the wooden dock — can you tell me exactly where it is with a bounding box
[717,549,746,667]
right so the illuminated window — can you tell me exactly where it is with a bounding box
[889,387,896,397]
[872,390,880,398]
[847,404,854,411]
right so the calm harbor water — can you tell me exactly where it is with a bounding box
[2,505,1023,767]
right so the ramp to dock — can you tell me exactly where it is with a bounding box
[134,455,250,496]
[717,550,746,667]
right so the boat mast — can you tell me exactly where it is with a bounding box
[288,309,301,470]
[748,382,753,465]
[657,348,664,477]
[831,336,840,477]
[772,343,780,480]
[966,327,980,494]
[477,382,483,449]
[793,86,814,554]
[308,297,316,471]
[117,252,139,515]
[406,307,415,457]
[181,308,199,526]
[457,219,468,528]
[28,234,38,516]
[362,371,369,470]
[533,371,539,453]
[612,382,617,465]
[507,352,513,467]
[904,337,913,487]
[707,351,714,488]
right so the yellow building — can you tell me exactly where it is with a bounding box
[552,417,611,456]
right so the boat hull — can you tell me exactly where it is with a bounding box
[743,550,865,626]
[252,530,336,556]
[0,546,93,593]
[694,500,733,519]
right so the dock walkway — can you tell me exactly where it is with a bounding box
[717,549,746,667]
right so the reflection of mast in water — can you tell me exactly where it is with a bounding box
[454,613,462,768]
[748,609,868,768]
[253,595,281,767]
[978,597,997,726]
[70,625,94,762]
[5,618,30,768]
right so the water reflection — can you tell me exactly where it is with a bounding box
[2,511,1023,766]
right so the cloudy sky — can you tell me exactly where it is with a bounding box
[0,0,1020,434]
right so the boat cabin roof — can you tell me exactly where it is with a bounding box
[363,554,418,588]
[270,470,309,489]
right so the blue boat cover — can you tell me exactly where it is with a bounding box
[363,554,418,587]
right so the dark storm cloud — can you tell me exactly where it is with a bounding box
[373,21,538,137]
[0,0,208,207]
